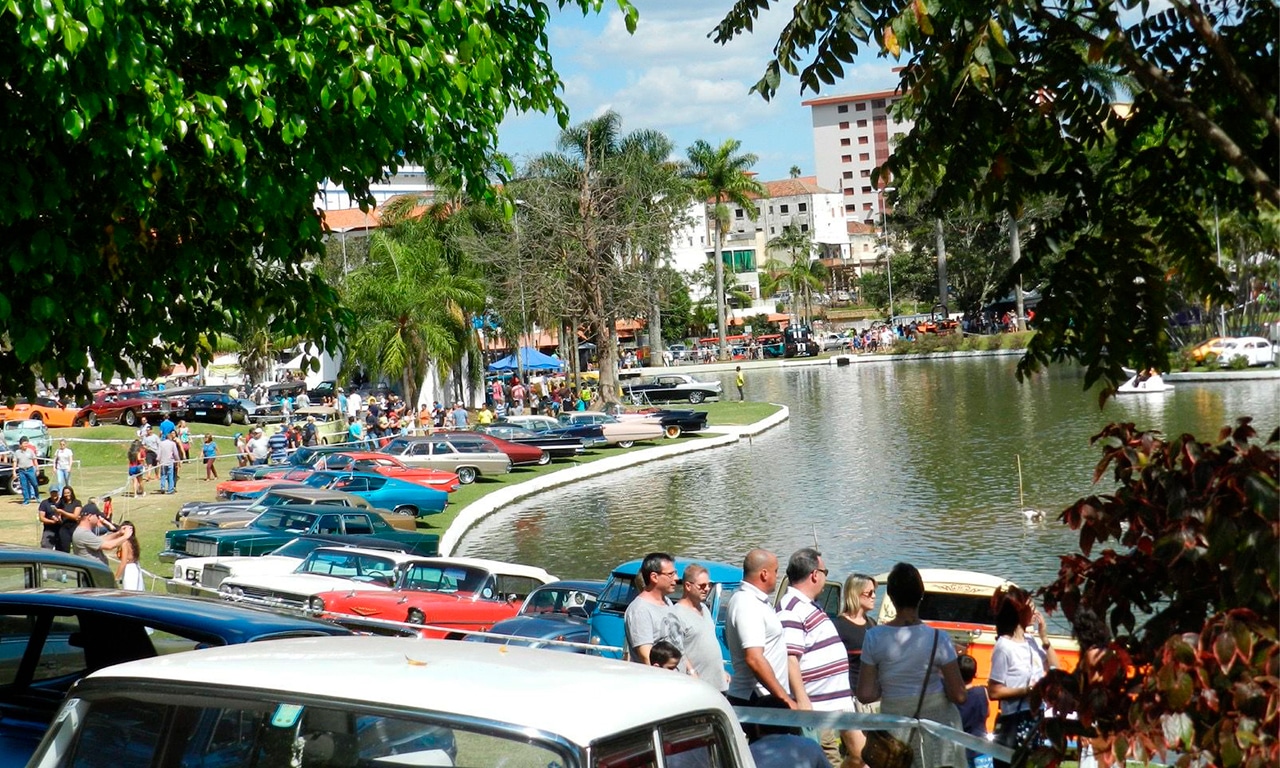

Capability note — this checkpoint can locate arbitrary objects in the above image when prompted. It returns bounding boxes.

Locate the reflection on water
[458,359,1278,593]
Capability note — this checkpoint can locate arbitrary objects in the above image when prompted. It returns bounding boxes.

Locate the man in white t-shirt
[673,563,728,691]
[725,548,796,715]
[347,391,362,420]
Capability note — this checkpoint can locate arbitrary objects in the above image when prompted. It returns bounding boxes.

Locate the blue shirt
[159,418,176,438]
[266,432,288,463]
[202,442,217,459]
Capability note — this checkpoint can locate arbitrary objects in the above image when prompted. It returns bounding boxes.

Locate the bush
[1227,354,1251,370]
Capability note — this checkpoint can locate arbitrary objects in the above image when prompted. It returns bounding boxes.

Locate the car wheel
[30,412,43,422]
[87,412,99,427]
[664,425,681,439]
[688,391,705,404]
[7,474,19,495]
[392,505,416,517]
[237,411,250,425]
[456,466,478,484]
[222,411,233,427]
[122,409,138,427]
[617,440,635,449]
[536,450,551,466]
[407,608,425,625]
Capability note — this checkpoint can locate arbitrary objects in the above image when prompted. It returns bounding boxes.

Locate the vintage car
[160,506,439,562]
[29,637,756,768]
[291,405,349,444]
[0,397,80,429]
[183,391,251,426]
[473,423,584,459]
[168,534,440,595]
[321,472,449,518]
[226,444,352,481]
[1216,336,1275,367]
[431,430,548,466]
[622,373,723,405]
[1189,336,1231,363]
[0,589,350,766]
[214,468,317,499]
[219,545,429,611]
[467,579,603,652]
[310,451,460,491]
[558,411,665,448]
[499,414,608,448]
[3,418,51,458]
[72,389,173,427]
[606,405,709,439]
[309,557,557,638]
[0,543,116,590]
[178,486,411,529]
[379,436,511,484]
[589,557,742,661]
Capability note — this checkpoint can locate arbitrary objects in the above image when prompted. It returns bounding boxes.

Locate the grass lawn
[0,403,782,584]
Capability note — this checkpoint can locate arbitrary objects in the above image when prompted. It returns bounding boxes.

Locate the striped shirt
[777,586,853,711]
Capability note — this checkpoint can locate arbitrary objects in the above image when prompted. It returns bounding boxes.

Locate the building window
[862,186,873,193]
[846,204,858,212]
[839,121,850,129]
[842,171,854,179]
[840,138,851,146]
[863,202,874,210]
[770,226,775,235]
[841,154,852,162]
[858,136,869,144]
[768,205,773,214]
[845,188,856,196]
[861,169,871,178]
[859,153,870,161]
[724,249,756,273]
[857,119,868,128]
[735,209,743,218]
[798,203,807,212]
[872,99,885,108]
[837,105,849,113]
[800,224,809,232]
[856,102,866,111]
[780,204,789,214]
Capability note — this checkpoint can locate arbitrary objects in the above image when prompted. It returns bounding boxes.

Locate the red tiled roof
[801,88,900,107]
[847,221,878,235]
[321,207,382,232]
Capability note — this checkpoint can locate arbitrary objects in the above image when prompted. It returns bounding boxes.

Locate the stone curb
[438,405,791,556]
[1161,369,1280,382]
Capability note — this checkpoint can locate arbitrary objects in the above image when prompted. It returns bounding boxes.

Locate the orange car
[0,397,80,428]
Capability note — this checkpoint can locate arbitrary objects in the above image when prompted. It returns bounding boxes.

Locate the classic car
[557,411,665,448]
[0,397,79,428]
[0,543,116,590]
[430,430,548,466]
[183,391,251,426]
[499,414,608,448]
[214,468,316,499]
[168,534,438,595]
[219,546,426,611]
[310,451,460,491]
[178,486,409,529]
[605,405,710,439]
[72,389,172,427]
[309,557,557,639]
[3,419,51,458]
[1216,336,1275,367]
[621,373,723,405]
[589,557,742,661]
[379,436,511,485]
[0,589,350,766]
[321,472,449,518]
[291,405,349,444]
[466,580,603,652]
[1189,336,1231,363]
[32,638,755,768]
[226,444,351,481]
[160,506,439,562]
[473,423,584,459]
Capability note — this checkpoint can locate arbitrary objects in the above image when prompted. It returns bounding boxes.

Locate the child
[648,640,682,671]
[957,653,993,768]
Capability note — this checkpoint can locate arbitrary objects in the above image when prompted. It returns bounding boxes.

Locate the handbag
[862,629,940,768]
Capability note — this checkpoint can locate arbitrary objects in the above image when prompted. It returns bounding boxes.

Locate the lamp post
[878,187,896,319]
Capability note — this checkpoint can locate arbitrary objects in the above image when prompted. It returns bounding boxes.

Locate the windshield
[298,550,397,578]
[35,693,570,768]
[400,564,491,595]
[252,510,314,532]
[596,573,639,614]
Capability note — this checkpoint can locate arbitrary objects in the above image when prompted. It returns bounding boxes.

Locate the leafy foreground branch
[1036,420,1278,768]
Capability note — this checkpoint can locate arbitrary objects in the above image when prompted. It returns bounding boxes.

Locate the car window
[341,515,374,535]
[315,515,342,535]
[495,576,541,601]
[428,442,451,456]
[299,550,395,578]
[0,613,85,685]
[597,574,639,614]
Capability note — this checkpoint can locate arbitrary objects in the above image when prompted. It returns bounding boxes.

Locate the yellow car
[0,397,80,428]
[1189,337,1230,363]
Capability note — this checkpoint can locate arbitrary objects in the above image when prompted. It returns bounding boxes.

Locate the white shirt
[861,623,958,701]
[989,635,1049,715]
[725,580,790,700]
[777,586,853,711]
[347,392,362,418]
[54,447,73,471]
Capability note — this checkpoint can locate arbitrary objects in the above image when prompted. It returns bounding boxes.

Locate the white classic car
[29,637,758,768]
[558,411,665,448]
[1216,336,1275,367]
[218,545,424,610]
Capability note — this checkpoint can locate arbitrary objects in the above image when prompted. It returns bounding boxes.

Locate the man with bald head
[726,548,797,728]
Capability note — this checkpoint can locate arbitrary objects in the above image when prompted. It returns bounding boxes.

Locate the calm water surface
[457,358,1278,594]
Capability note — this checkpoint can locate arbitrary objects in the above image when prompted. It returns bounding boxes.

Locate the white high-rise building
[804,89,913,225]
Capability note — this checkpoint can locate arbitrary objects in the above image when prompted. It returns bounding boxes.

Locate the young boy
[957,654,993,768]
[648,640,682,671]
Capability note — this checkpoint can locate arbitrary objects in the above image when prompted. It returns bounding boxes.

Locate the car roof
[306,546,423,562]
[0,543,116,581]
[83,636,733,745]
[0,589,349,641]
[531,579,604,593]
[610,557,742,583]
[406,557,556,582]
[262,487,357,501]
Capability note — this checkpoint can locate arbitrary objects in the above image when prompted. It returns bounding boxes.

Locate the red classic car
[312,452,460,491]
[215,470,315,499]
[73,389,176,427]
[431,431,549,466]
[309,557,557,639]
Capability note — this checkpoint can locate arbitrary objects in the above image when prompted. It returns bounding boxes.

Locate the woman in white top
[859,563,967,768]
[987,587,1059,766]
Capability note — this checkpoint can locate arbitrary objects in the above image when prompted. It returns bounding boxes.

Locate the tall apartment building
[804,89,913,225]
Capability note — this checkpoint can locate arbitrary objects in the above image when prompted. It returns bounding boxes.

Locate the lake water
[456,357,1278,596]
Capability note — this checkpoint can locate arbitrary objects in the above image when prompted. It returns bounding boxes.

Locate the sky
[496,0,901,184]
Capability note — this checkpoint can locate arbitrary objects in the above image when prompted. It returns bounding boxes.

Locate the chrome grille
[186,539,218,558]
[200,564,231,589]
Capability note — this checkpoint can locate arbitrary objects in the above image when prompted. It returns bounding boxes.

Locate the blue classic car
[309,471,448,517]
[468,580,603,653]
[0,589,350,767]
[587,557,742,662]
[226,444,351,481]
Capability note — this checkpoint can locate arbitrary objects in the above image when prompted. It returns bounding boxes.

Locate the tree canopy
[713,0,1277,389]
[0,0,634,396]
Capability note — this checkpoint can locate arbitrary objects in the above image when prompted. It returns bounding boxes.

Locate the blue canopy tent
[487,347,564,373]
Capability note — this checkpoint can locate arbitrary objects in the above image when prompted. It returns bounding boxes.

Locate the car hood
[489,614,588,638]
[224,573,393,595]
[175,554,301,578]
[319,589,471,614]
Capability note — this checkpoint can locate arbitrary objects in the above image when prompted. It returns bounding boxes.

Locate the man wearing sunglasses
[673,564,728,691]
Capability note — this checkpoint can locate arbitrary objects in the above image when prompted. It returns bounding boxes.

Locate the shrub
[1227,354,1250,370]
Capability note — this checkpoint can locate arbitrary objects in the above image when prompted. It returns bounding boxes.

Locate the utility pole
[1010,216,1026,332]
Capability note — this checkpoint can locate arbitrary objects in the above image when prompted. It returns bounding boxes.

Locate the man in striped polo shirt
[778,548,856,768]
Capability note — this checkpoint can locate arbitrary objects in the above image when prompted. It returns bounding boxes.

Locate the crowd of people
[35,485,142,589]
[622,553,1064,768]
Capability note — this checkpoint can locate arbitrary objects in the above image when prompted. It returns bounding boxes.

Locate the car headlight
[589,634,601,645]
[307,596,325,615]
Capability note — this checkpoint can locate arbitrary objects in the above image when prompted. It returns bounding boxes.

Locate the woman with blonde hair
[835,573,879,767]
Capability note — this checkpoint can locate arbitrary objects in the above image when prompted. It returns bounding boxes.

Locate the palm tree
[789,165,802,179]
[763,225,826,327]
[686,139,766,360]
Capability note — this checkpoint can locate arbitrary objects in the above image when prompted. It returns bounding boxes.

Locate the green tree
[0,0,635,397]
[687,139,767,361]
[763,225,826,325]
[713,0,1277,388]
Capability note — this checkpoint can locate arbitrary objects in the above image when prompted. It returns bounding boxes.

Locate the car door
[339,514,375,535]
